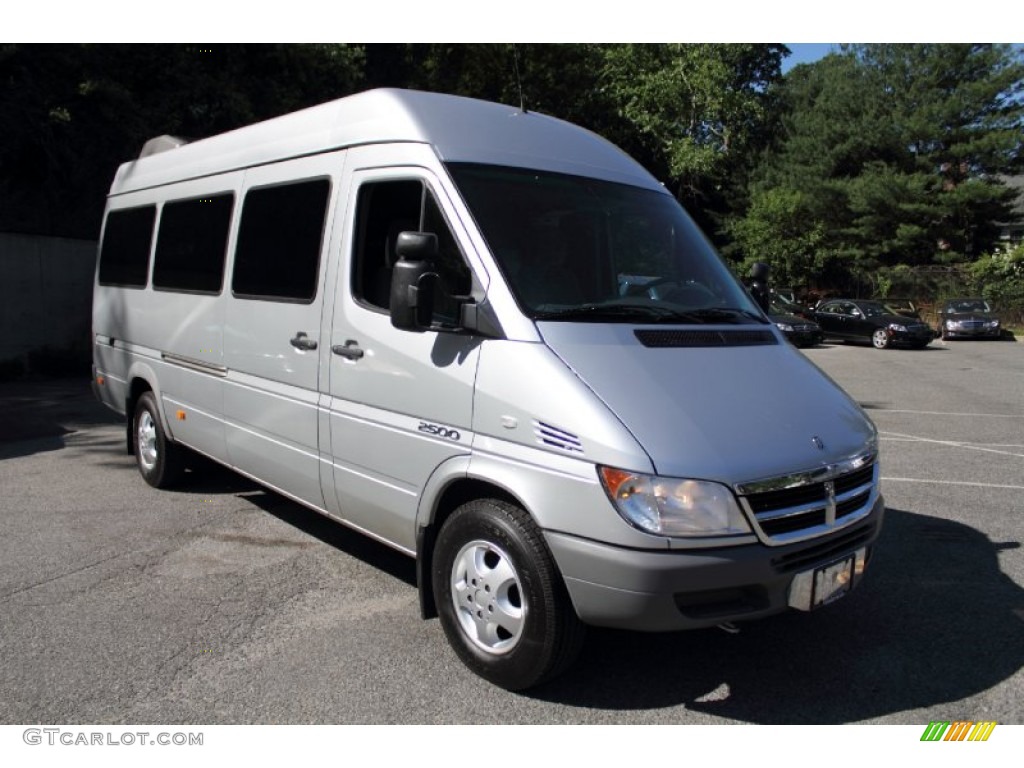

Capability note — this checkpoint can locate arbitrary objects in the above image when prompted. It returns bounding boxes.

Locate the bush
[968,243,1024,326]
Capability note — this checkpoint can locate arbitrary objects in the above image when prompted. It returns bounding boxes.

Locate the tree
[598,44,786,205]
[731,44,1024,295]
[0,44,365,238]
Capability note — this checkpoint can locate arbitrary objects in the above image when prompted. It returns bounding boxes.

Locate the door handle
[332,340,364,360]
[290,332,318,351]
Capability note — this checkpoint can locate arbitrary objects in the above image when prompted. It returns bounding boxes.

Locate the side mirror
[390,232,438,331]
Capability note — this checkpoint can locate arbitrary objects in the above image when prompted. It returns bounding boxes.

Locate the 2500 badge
[417,421,461,441]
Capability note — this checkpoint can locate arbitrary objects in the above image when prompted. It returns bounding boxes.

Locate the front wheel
[432,499,585,690]
[871,328,890,349]
[133,392,185,488]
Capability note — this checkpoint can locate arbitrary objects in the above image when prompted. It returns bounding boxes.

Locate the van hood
[537,323,876,484]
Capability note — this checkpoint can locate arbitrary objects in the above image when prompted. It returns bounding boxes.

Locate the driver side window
[351,179,471,324]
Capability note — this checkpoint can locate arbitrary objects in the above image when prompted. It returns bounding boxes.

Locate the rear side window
[97,205,156,287]
[232,179,331,302]
[153,194,234,293]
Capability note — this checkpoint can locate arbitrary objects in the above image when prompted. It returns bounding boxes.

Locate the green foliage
[0,44,366,238]
[968,243,1024,321]
[599,44,785,194]
[727,186,828,286]
[731,44,1024,295]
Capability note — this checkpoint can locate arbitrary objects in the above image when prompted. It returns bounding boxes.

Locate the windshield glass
[447,164,761,323]
[859,302,890,317]
[946,299,991,313]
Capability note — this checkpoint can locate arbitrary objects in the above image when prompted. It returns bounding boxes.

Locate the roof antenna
[512,44,527,113]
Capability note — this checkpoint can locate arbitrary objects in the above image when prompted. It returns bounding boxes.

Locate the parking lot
[0,336,1021,725]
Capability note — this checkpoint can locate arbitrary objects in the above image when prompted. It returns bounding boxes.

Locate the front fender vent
[635,329,778,348]
[533,421,583,453]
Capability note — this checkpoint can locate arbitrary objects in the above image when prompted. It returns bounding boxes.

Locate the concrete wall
[0,233,97,375]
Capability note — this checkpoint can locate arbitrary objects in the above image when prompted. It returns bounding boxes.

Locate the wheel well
[125,378,153,454]
[416,478,523,620]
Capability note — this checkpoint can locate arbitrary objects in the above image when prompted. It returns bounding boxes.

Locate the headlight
[598,467,752,537]
[987,320,1000,328]
[775,322,794,332]
[888,323,906,332]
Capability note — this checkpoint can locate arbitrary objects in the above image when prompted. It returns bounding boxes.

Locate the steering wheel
[657,280,719,307]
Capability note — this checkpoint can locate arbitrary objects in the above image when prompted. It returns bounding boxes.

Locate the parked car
[878,298,922,319]
[813,299,934,349]
[769,296,823,347]
[937,298,1002,340]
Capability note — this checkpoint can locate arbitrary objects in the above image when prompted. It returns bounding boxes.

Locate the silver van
[92,88,883,690]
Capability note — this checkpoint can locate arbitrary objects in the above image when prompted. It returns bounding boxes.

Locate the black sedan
[769,297,823,348]
[937,298,1002,340]
[813,299,934,349]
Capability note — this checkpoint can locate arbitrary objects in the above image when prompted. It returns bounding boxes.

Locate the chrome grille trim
[735,452,879,546]
[753,483,874,523]
[735,451,875,496]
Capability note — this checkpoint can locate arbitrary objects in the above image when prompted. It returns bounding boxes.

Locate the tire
[133,391,185,489]
[871,328,890,349]
[432,499,585,690]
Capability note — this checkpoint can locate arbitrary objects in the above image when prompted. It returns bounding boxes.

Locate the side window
[352,179,471,323]
[232,179,331,302]
[153,194,233,293]
[97,205,156,288]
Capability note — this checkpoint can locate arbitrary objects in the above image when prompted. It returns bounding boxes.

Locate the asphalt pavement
[0,337,1021,725]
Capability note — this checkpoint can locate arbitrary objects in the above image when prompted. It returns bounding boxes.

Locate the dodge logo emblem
[812,436,825,451]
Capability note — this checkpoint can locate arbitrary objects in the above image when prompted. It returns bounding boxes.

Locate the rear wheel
[871,328,890,349]
[133,392,185,488]
[433,498,585,690]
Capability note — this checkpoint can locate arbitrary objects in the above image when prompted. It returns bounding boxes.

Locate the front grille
[737,460,878,546]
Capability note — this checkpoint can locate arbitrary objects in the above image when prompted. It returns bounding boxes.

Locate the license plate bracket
[788,550,862,611]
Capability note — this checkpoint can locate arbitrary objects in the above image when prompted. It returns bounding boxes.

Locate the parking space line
[879,431,1024,459]
[882,476,1024,491]
[870,409,1024,418]
[881,436,1024,448]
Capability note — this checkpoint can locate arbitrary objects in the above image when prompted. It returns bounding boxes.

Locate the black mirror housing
[390,232,438,331]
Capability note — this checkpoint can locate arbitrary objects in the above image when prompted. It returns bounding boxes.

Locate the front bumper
[785,328,824,348]
[943,325,1001,339]
[546,495,884,631]
[890,328,934,345]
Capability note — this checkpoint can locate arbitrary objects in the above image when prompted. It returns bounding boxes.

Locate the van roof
[109,88,661,196]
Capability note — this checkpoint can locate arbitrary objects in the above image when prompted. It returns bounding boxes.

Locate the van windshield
[448,164,763,324]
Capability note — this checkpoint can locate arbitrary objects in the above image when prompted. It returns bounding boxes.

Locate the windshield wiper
[534,304,769,324]
[534,303,688,322]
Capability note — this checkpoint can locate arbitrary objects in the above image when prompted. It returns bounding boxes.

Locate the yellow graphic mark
[968,722,997,741]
